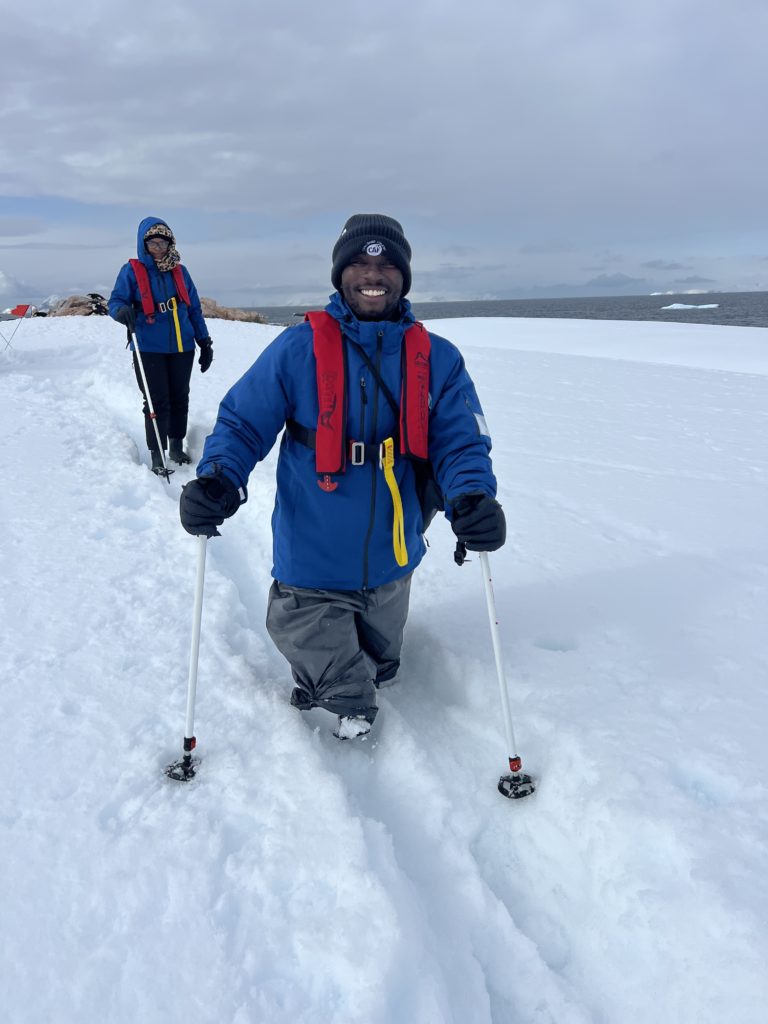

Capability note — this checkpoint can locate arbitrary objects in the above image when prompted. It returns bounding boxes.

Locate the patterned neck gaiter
[154,248,180,272]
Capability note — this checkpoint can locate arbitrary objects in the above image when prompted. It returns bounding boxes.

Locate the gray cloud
[584,273,648,290]
[0,270,23,297]
[673,275,718,286]
[0,1,766,304]
[519,243,575,256]
[642,260,692,271]
[0,217,44,238]
[0,241,120,250]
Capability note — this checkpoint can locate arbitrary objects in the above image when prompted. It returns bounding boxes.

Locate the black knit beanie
[331,214,412,296]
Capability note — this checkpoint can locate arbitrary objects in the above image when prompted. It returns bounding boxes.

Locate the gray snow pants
[266,574,413,720]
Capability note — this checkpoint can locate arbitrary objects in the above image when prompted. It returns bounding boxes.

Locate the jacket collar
[324,292,415,351]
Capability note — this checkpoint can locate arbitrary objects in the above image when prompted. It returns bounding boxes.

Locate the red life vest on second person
[128,259,191,323]
[306,311,431,475]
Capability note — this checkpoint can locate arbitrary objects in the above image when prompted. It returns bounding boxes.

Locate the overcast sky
[1,0,766,308]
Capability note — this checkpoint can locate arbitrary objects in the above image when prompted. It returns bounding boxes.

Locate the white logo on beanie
[364,241,385,256]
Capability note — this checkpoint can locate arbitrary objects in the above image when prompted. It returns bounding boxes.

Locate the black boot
[150,449,166,475]
[169,438,192,465]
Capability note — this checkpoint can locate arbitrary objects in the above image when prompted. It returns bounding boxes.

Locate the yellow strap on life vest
[168,296,183,352]
[380,437,408,567]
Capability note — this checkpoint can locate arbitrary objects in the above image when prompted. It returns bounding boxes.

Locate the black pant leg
[133,352,172,451]
[166,350,195,440]
[355,574,412,685]
[265,581,379,719]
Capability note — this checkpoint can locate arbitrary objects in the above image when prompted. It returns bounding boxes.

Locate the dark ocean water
[251,291,768,329]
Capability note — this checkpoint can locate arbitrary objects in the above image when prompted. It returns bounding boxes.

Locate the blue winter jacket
[198,293,497,590]
[108,216,209,354]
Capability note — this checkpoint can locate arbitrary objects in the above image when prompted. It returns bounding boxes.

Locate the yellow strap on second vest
[380,437,408,567]
[168,296,183,352]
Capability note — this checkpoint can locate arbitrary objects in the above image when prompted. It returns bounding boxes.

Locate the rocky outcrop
[50,294,108,316]
[200,298,266,323]
[49,294,267,323]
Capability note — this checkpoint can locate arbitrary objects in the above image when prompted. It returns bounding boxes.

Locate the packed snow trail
[2,316,767,1024]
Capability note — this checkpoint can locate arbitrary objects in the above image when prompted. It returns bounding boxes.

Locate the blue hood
[136,216,174,269]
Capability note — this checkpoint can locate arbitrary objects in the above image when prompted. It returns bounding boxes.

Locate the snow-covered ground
[2,312,767,1024]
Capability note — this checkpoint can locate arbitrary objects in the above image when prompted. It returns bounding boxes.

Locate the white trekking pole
[165,535,208,781]
[478,550,535,799]
[130,329,173,482]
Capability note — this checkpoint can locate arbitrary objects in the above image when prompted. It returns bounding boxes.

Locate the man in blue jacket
[180,214,505,739]
[109,217,213,473]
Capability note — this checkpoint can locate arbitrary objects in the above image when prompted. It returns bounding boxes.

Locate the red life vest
[306,311,430,475]
[128,259,191,323]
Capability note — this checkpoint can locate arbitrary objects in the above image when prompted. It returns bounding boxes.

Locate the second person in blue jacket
[109,217,213,474]
[179,214,506,739]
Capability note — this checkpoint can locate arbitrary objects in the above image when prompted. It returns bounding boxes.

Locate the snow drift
[1,314,767,1024]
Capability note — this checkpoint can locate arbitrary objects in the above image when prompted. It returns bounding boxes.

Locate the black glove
[197,338,213,373]
[450,492,506,551]
[114,305,136,331]
[179,467,244,537]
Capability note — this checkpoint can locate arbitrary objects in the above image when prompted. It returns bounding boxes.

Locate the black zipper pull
[359,377,368,438]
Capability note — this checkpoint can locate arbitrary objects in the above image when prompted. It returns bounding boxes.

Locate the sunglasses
[146,238,171,250]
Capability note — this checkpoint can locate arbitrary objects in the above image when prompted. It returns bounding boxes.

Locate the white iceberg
[661,303,719,310]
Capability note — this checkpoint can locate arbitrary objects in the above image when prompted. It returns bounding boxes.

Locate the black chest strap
[286,419,383,467]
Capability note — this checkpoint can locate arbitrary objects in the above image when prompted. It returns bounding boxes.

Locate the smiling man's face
[340,251,404,321]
